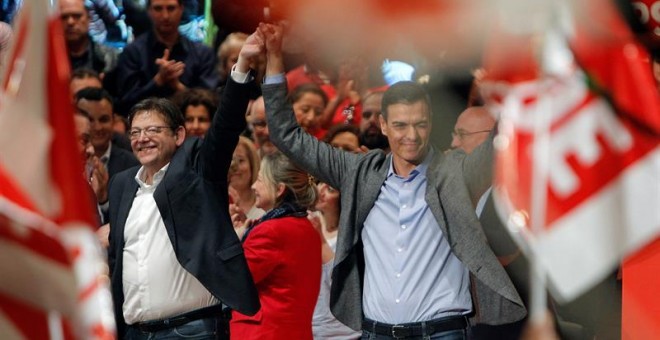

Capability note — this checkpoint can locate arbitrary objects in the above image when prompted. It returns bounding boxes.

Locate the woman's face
[293,92,325,132]
[315,182,339,213]
[252,169,277,211]
[229,144,253,191]
[223,47,240,76]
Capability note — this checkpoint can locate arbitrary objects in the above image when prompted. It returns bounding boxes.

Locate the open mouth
[137,145,157,152]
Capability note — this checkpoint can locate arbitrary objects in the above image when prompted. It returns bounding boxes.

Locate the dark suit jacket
[107,78,260,336]
[107,145,139,180]
[262,82,526,330]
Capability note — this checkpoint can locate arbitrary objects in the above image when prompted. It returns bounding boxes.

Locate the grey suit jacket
[262,82,526,330]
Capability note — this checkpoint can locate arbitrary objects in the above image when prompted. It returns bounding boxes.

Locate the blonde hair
[237,136,260,185]
[217,32,248,79]
[260,152,317,210]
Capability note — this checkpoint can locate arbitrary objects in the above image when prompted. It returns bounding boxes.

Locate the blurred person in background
[288,83,328,137]
[358,89,389,152]
[217,32,248,83]
[113,0,219,115]
[75,86,139,181]
[69,68,133,152]
[172,87,219,138]
[59,0,119,76]
[229,136,265,236]
[246,96,278,157]
[322,124,362,153]
[310,181,362,340]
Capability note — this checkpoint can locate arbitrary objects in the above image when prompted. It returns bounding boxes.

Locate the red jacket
[231,216,322,340]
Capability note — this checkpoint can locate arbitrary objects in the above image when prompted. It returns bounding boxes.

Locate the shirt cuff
[230,64,252,83]
[264,73,286,85]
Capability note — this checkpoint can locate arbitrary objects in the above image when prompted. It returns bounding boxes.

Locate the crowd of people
[3,0,654,339]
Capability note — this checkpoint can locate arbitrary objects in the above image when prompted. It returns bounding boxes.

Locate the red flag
[0,2,115,339]
[480,0,660,303]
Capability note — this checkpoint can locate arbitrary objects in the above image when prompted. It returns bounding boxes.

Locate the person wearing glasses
[105,30,263,339]
[450,106,495,154]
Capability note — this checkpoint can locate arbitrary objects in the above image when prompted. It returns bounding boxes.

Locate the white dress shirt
[122,164,219,324]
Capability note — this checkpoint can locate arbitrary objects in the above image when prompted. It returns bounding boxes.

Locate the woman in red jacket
[231,151,322,340]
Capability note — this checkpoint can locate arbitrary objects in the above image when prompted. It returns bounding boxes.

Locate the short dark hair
[70,68,100,82]
[74,86,114,108]
[147,0,183,8]
[288,83,329,107]
[381,81,431,120]
[128,97,185,130]
[171,88,218,121]
[323,124,360,144]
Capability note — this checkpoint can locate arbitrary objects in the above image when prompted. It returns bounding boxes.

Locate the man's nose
[450,135,460,149]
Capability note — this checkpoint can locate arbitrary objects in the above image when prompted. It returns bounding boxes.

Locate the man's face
[74,114,94,168]
[360,93,383,134]
[130,111,184,174]
[184,105,211,138]
[78,98,114,155]
[247,97,276,155]
[59,0,89,44]
[360,92,389,149]
[450,106,495,154]
[380,101,431,167]
[148,0,183,38]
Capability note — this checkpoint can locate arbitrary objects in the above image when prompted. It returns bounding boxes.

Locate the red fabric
[0,4,115,338]
[47,17,98,229]
[285,65,336,99]
[623,238,660,339]
[231,216,322,340]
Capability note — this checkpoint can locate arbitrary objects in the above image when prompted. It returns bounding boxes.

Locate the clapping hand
[154,49,186,91]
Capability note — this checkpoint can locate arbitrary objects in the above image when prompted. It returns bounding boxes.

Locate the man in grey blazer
[253,24,525,339]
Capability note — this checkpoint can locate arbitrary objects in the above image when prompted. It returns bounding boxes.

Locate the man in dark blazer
[75,87,139,180]
[106,43,261,337]
[255,24,525,339]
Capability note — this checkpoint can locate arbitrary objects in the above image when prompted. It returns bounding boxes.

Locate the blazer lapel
[116,177,138,242]
[355,154,389,238]
[424,151,450,237]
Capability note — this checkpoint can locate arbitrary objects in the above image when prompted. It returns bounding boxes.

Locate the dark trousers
[361,328,468,340]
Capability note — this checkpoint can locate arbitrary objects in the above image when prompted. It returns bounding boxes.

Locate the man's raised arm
[258,23,358,190]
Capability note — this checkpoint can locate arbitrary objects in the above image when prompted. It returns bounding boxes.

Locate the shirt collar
[147,31,188,53]
[100,142,112,165]
[387,147,435,180]
[135,163,170,189]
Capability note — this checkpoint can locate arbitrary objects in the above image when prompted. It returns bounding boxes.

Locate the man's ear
[174,126,186,146]
[379,115,388,137]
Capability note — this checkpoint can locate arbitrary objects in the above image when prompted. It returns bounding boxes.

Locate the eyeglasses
[451,129,492,140]
[128,126,173,140]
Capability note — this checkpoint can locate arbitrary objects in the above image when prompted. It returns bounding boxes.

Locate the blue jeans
[124,317,225,340]
[361,328,469,340]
